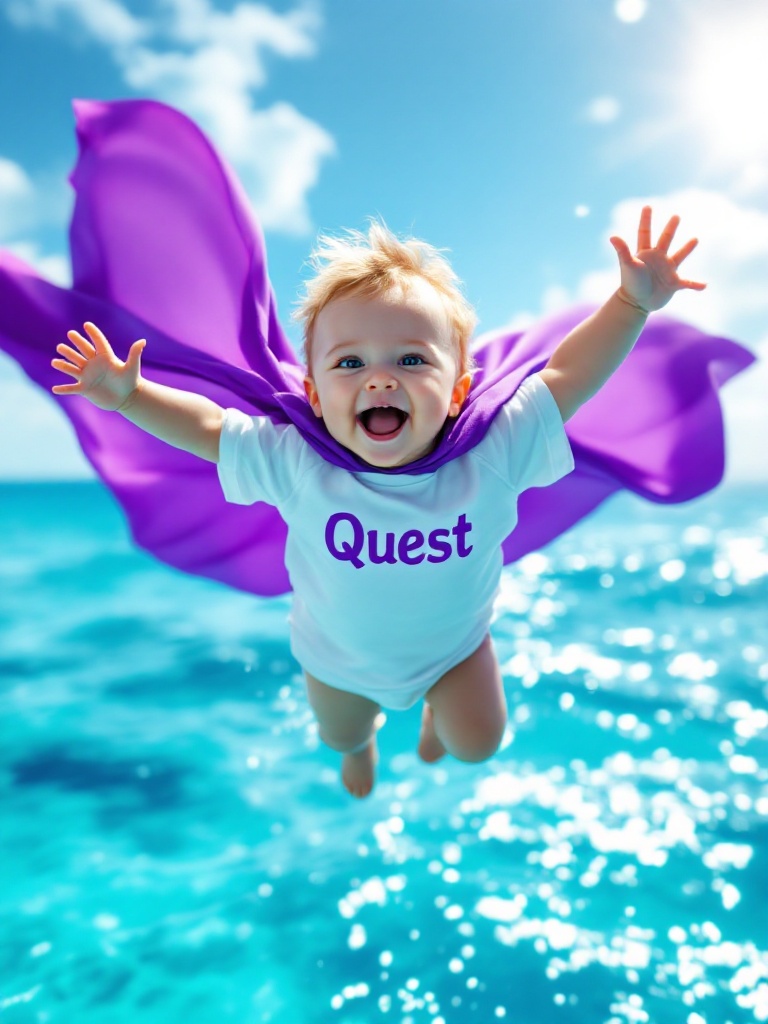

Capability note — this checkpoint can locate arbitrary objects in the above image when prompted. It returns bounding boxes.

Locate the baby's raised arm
[51,322,223,463]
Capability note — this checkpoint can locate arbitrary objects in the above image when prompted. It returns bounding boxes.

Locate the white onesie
[217,372,574,710]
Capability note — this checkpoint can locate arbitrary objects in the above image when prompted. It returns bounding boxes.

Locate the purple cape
[0,99,756,595]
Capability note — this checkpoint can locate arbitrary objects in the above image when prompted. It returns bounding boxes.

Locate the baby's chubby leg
[421,633,507,764]
[304,670,383,798]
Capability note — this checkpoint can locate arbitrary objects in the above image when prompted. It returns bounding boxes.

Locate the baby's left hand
[609,205,707,314]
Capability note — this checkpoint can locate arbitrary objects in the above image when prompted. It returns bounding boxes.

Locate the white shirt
[217,372,574,709]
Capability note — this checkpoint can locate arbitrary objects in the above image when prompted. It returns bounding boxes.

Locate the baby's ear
[448,372,472,417]
[303,376,323,418]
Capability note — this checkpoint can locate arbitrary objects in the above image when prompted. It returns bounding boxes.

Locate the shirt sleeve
[216,408,308,507]
[478,372,575,493]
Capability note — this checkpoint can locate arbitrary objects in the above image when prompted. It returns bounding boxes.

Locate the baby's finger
[678,279,707,291]
[66,329,97,358]
[670,237,698,267]
[51,381,83,395]
[637,205,652,252]
[610,236,635,264]
[656,214,680,253]
[82,321,113,354]
[56,342,87,367]
[51,357,82,378]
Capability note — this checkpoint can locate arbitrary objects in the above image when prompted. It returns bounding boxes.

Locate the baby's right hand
[51,322,146,411]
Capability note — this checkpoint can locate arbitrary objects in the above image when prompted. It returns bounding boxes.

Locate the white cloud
[0,157,36,237]
[0,157,33,198]
[3,242,70,286]
[718,342,768,483]
[164,0,319,60]
[4,0,335,235]
[123,1,334,234]
[0,157,72,283]
[729,162,768,202]
[6,0,146,47]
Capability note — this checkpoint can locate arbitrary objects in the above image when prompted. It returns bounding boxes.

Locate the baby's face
[304,279,472,468]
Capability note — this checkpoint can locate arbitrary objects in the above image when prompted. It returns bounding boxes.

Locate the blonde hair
[291,217,478,378]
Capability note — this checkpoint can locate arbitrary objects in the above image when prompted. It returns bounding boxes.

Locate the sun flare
[683,15,768,167]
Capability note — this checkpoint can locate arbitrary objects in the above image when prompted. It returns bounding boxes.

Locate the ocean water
[1,480,766,1024]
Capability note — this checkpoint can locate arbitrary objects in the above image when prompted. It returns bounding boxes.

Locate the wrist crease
[616,288,650,317]
[117,381,142,413]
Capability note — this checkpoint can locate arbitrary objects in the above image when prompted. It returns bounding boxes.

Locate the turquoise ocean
[1,480,766,1024]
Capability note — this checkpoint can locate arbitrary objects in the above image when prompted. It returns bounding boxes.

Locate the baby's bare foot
[342,735,379,798]
[418,702,446,763]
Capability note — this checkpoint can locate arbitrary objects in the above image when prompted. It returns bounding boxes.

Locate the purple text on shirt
[325,512,473,569]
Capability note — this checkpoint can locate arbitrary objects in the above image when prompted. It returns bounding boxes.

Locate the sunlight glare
[684,19,768,166]
[615,0,647,24]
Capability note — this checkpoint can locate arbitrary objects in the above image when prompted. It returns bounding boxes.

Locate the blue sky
[0,0,766,481]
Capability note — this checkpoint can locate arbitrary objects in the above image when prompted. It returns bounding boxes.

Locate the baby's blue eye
[335,354,426,369]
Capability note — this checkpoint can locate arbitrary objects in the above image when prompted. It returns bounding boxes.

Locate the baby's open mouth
[357,407,409,440]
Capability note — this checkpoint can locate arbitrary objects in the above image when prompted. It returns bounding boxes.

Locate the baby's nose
[365,371,398,390]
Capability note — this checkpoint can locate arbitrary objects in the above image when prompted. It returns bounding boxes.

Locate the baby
[51,206,704,798]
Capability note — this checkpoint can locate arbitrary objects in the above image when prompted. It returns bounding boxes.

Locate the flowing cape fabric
[0,99,756,596]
